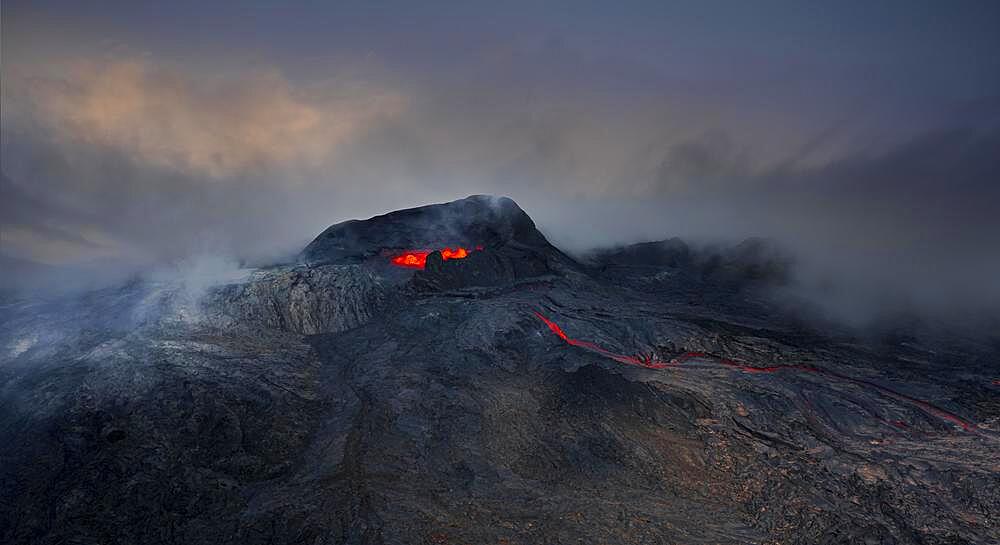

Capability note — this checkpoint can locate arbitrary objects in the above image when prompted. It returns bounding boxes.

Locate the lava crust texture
[2,195,998,545]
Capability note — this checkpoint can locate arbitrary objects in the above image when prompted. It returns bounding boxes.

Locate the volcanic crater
[1,195,998,545]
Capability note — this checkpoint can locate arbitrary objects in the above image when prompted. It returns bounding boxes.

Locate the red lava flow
[390,245,483,269]
[533,311,976,432]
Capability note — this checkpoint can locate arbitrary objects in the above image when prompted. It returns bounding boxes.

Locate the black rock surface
[300,195,557,265]
[2,195,998,544]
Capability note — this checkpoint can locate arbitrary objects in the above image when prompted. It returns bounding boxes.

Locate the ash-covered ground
[2,195,998,544]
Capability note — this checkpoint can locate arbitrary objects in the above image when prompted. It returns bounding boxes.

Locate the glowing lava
[533,311,976,432]
[390,246,480,269]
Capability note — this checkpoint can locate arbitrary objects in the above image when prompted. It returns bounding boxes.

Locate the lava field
[2,195,998,544]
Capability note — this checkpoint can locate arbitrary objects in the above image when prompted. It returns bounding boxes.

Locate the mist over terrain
[4,5,1000,544]
[3,1,999,327]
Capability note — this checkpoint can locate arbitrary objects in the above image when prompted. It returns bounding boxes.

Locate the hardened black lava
[1,195,997,545]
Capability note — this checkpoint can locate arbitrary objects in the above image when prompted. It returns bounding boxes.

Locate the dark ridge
[300,195,552,265]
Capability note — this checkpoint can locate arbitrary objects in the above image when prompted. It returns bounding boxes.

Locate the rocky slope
[2,195,998,544]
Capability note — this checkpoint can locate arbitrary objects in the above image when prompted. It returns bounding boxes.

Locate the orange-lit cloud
[27,59,405,178]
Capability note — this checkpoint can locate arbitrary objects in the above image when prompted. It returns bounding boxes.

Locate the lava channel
[533,311,976,432]
[390,245,483,269]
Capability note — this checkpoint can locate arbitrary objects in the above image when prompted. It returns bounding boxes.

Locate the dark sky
[2,1,999,320]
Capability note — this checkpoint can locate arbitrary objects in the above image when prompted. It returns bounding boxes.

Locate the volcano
[1,195,997,545]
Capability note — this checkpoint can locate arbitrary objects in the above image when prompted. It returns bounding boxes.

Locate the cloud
[17,59,405,179]
[2,52,999,328]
